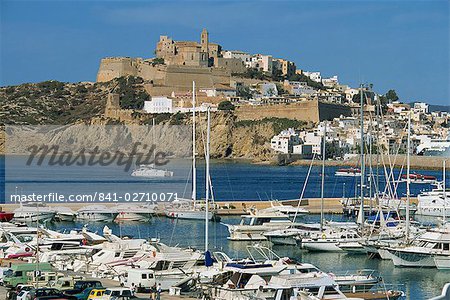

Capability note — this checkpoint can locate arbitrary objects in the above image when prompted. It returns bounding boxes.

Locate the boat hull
[0,212,14,222]
[302,240,343,252]
[434,256,450,270]
[389,250,436,267]
[76,212,118,222]
[115,212,153,222]
[165,210,214,221]
[13,212,56,223]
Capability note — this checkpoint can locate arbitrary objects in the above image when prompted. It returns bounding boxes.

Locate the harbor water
[1,157,449,299]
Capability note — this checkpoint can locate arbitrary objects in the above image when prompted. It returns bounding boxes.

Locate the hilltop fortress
[97,29,245,90]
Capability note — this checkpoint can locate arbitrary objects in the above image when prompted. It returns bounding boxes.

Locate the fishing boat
[13,202,56,223]
[76,205,118,222]
[335,167,361,177]
[400,173,436,184]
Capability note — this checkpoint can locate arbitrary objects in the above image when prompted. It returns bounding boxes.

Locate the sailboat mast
[192,82,196,205]
[205,107,211,252]
[320,121,326,232]
[406,111,411,240]
[443,160,446,224]
[359,84,365,228]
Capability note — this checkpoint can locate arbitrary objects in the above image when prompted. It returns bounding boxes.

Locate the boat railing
[332,268,379,279]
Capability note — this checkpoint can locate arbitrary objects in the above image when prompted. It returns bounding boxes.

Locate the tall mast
[359,84,365,228]
[205,107,211,252]
[443,160,446,224]
[192,82,196,205]
[320,121,326,232]
[406,111,411,240]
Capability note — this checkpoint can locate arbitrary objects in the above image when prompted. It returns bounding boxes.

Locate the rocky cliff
[0,79,310,160]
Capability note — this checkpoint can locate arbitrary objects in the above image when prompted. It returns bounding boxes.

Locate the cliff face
[1,79,309,160]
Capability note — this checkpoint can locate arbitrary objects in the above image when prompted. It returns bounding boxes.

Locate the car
[17,289,34,300]
[26,288,64,300]
[72,287,96,300]
[6,284,34,300]
[64,281,103,295]
[100,288,133,300]
[87,289,106,300]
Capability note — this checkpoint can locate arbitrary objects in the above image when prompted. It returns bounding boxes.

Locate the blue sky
[1,0,448,105]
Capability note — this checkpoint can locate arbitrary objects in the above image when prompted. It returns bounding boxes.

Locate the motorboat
[53,206,76,222]
[0,207,14,222]
[222,210,293,241]
[416,182,450,217]
[164,200,217,221]
[267,200,309,217]
[301,228,364,252]
[114,203,156,222]
[13,202,56,223]
[76,205,118,222]
[388,223,450,267]
[335,168,361,177]
[434,255,450,270]
[131,164,174,178]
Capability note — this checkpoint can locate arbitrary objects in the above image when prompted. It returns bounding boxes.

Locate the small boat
[131,164,174,177]
[335,167,361,177]
[301,229,364,252]
[434,255,450,270]
[164,200,217,221]
[0,208,14,222]
[13,202,56,223]
[115,203,156,222]
[76,205,118,222]
[222,210,292,241]
[53,206,76,222]
[401,173,437,183]
[416,181,450,217]
[268,200,309,217]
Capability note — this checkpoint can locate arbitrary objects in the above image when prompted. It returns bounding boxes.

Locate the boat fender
[152,250,156,257]
[322,233,326,239]
[25,247,30,252]
[82,239,87,245]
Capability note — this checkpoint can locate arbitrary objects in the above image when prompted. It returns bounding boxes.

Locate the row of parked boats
[0,222,405,300]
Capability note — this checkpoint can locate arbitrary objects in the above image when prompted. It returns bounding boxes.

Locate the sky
[0,0,449,106]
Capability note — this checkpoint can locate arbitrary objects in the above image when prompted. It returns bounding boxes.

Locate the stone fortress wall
[235,100,352,123]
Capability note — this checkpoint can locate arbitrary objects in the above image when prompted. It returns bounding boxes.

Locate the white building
[260,83,278,97]
[222,50,251,63]
[344,88,359,102]
[200,84,237,97]
[303,71,322,83]
[143,96,172,114]
[413,102,429,114]
[284,80,315,95]
[270,128,301,154]
[249,54,273,74]
[322,75,339,87]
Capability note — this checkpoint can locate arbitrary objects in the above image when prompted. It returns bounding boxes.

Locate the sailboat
[131,119,174,178]
[164,82,217,221]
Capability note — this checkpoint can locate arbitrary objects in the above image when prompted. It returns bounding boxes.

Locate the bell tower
[201,28,209,54]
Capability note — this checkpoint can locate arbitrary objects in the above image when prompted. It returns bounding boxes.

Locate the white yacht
[53,206,76,222]
[335,167,361,177]
[76,205,118,222]
[13,202,56,223]
[416,182,450,217]
[267,200,309,217]
[114,203,156,222]
[388,223,450,267]
[301,228,364,252]
[164,200,216,221]
[131,164,174,178]
[222,210,292,241]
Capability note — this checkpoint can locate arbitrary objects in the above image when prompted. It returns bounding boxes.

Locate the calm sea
[1,156,449,299]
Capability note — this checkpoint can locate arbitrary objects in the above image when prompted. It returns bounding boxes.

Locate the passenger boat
[335,167,361,177]
[131,164,174,178]
[222,210,292,241]
[76,205,118,222]
[13,202,56,223]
